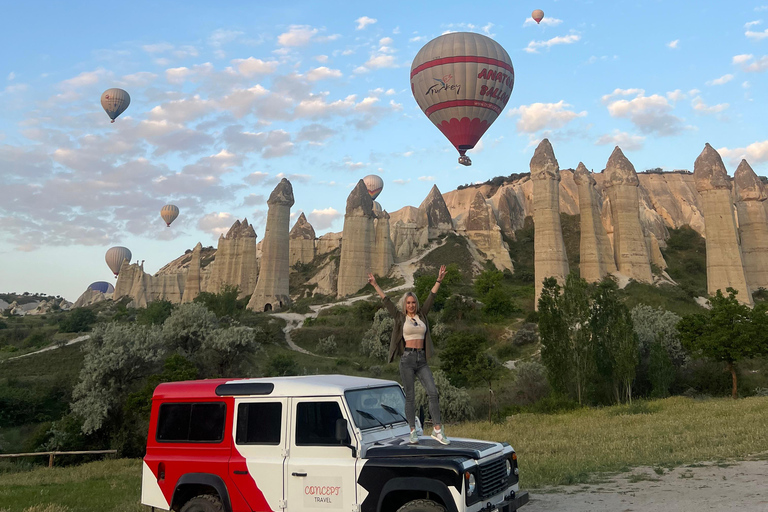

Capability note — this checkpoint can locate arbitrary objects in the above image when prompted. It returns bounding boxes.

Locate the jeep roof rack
[215,382,275,396]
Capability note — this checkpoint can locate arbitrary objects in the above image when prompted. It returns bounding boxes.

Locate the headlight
[465,472,476,496]
[505,459,512,477]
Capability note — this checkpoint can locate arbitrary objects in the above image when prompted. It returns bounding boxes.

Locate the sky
[3,0,768,301]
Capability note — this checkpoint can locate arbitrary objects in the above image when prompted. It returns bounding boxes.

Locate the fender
[377,477,459,512]
[172,473,233,512]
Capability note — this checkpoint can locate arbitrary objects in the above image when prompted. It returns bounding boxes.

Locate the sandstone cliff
[208,219,259,298]
[574,162,616,282]
[337,180,376,297]
[464,191,514,271]
[289,212,317,267]
[734,160,768,292]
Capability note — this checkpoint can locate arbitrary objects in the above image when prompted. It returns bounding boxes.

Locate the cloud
[164,62,215,84]
[666,89,686,102]
[315,55,329,63]
[507,101,587,133]
[120,71,157,87]
[594,130,646,151]
[232,57,279,76]
[306,66,342,81]
[277,25,338,46]
[524,33,580,53]
[742,55,768,72]
[222,126,294,158]
[691,97,729,114]
[523,16,563,26]
[746,20,762,28]
[149,95,216,124]
[601,88,685,136]
[706,74,734,86]
[392,179,411,185]
[718,140,768,165]
[418,176,435,181]
[296,123,336,144]
[275,172,311,183]
[733,54,754,65]
[246,172,270,185]
[746,28,768,40]
[241,194,266,207]
[198,212,235,238]
[344,160,366,170]
[667,39,680,49]
[356,16,377,30]
[307,207,341,230]
[60,69,108,89]
[7,72,15,80]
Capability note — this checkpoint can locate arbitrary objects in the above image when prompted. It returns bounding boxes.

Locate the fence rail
[0,449,117,467]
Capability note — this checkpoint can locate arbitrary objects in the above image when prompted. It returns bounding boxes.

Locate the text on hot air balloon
[478,85,510,105]
[477,68,514,87]
[425,80,461,96]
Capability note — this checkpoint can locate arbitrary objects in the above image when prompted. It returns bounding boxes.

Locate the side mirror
[335,418,348,442]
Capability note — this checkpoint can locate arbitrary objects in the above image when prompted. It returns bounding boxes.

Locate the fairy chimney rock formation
[182,242,203,303]
[735,159,768,291]
[247,178,294,312]
[531,139,569,306]
[337,180,376,296]
[694,144,752,304]
[209,219,259,298]
[419,185,453,232]
[603,147,653,284]
[574,163,617,282]
[465,191,514,271]
[289,213,316,266]
[373,209,395,277]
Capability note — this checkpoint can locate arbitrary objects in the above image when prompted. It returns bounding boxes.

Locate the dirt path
[524,460,768,512]
[4,334,90,362]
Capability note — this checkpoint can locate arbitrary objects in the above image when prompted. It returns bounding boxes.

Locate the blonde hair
[399,292,420,314]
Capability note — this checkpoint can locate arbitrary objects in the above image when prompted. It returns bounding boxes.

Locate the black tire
[396,499,446,512]
[180,494,225,512]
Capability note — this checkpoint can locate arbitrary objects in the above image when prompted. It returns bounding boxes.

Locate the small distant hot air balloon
[88,281,115,294]
[411,32,514,166]
[532,9,545,24]
[105,246,132,277]
[100,88,130,123]
[160,204,180,227]
[363,175,384,201]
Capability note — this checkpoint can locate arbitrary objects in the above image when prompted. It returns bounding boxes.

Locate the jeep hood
[364,437,504,460]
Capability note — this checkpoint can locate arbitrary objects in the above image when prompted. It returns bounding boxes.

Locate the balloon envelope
[410,32,514,164]
[161,204,180,227]
[88,281,115,294]
[532,9,544,23]
[363,175,384,200]
[105,246,132,276]
[101,88,130,122]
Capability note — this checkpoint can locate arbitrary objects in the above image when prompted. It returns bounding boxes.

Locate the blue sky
[3,0,768,301]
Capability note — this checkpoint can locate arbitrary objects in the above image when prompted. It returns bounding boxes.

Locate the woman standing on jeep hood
[367,265,449,445]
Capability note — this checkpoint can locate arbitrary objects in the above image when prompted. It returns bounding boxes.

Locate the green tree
[481,286,520,319]
[193,284,245,319]
[561,273,593,404]
[538,278,572,397]
[136,300,175,326]
[360,308,392,360]
[474,269,503,296]
[200,326,262,377]
[162,302,218,357]
[648,339,675,398]
[439,332,486,387]
[470,353,505,422]
[266,354,300,376]
[414,264,462,310]
[678,288,768,398]
[59,308,97,333]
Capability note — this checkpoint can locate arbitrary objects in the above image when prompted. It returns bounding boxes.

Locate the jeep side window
[156,402,226,443]
[236,402,282,444]
[295,401,350,445]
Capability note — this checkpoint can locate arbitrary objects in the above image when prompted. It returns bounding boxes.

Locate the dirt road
[525,460,768,511]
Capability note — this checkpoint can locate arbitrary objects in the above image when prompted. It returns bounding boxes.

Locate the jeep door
[231,397,289,511]
[285,397,358,512]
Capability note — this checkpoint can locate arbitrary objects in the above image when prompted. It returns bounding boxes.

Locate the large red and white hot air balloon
[411,32,514,166]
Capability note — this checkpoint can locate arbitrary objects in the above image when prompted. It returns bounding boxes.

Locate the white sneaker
[431,428,450,445]
[409,429,419,444]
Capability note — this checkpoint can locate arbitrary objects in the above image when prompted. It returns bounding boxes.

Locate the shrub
[136,300,175,326]
[59,308,97,333]
[162,302,218,357]
[440,294,478,323]
[317,335,338,355]
[360,309,392,360]
[512,323,538,346]
[266,354,299,377]
[511,361,550,405]
[439,332,487,387]
[414,370,473,423]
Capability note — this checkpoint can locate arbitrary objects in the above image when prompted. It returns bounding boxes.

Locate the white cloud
[667,39,680,49]
[601,88,685,136]
[718,140,768,165]
[507,101,587,133]
[595,130,646,151]
[743,55,768,72]
[164,63,214,84]
[209,29,244,48]
[418,176,435,181]
[142,42,174,53]
[315,55,329,63]
[409,36,426,43]
[706,74,734,86]
[308,207,341,229]
[246,172,270,185]
[345,160,366,170]
[149,95,216,124]
[356,16,377,30]
[232,57,279,76]
[296,123,336,144]
[691,97,729,114]
[666,89,686,101]
[60,69,107,88]
[746,28,768,40]
[379,37,394,46]
[7,72,15,80]
[733,54,753,65]
[198,212,235,238]
[523,16,563,26]
[392,179,411,185]
[120,71,157,87]
[306,66,342,81]
[278,25,318,46]
[525,33,580,53]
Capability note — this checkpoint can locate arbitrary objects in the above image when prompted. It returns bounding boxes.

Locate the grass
[450,395,768,488]
[0,458,144,512]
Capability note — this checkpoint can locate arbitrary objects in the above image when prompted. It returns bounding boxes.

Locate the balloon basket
[458,155,472,166]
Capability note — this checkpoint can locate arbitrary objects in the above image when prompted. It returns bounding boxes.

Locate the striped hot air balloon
[160,204,180,227]
[410,32,514,166]
[88,281,115,294]
[105,246,132,277]
[100,88,130,123]
[363,175,384,201]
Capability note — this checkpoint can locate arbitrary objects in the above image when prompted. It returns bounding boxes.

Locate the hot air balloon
[532,9,544,24]
[105,246,132,277]
[88,281,115,294]
[410,32,514,166]
[363,175,384,201]
[160,204,180,227]
[100,88,130,123]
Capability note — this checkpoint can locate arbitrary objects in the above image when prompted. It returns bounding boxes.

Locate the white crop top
[402,315,427,341]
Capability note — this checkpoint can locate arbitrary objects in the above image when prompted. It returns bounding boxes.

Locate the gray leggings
[399,350,441,428]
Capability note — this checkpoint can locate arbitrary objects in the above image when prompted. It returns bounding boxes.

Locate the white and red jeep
[141,375,529,512]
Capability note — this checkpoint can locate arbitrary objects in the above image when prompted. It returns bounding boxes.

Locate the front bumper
[476,491,529,512]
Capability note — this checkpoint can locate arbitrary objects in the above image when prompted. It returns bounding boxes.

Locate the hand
[367,273,377,287]
[436,265,447,283]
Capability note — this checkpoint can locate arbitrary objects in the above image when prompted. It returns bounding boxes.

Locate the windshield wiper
[380,404,408,424]
[356,409,387,429]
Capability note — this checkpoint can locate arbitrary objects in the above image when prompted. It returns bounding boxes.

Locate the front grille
[478,457,508,499]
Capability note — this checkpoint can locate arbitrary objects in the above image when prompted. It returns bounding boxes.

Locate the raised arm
[431,265,447,294]
[368,273,387,299]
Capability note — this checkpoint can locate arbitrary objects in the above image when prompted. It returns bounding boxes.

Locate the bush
[360,309,392,360]
[512,323,538,346]
[440,294,478,323]
[414,370,473,423]
[59,308,97,333]
[482,286,520,319]
[266,354,299,377]
[317,335,338,355]
[162,302,218,357]
[511,361,550,405]
[136,300,175,326]
[439,332,487,387]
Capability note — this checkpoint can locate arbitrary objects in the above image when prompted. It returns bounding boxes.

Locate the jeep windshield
[345,385,407,430]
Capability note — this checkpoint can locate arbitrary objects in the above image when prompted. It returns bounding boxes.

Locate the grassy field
[2,396,767,511]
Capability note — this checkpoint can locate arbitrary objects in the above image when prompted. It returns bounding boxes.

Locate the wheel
[180,494,224,512]
[396,499,446,512]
